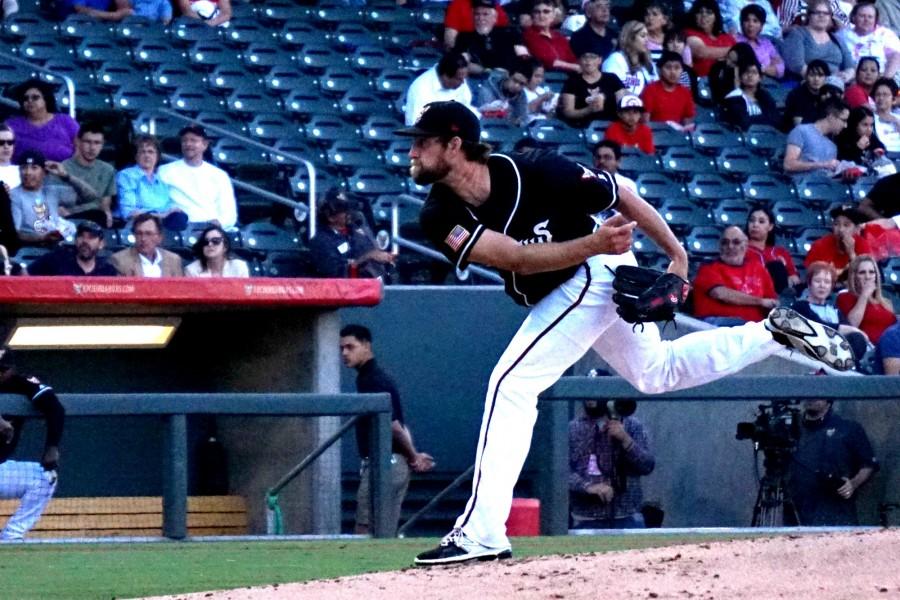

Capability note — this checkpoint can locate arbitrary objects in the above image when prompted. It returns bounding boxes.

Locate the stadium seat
[225,90,282,116]
[882,257,900,293]
[269,138,323,168]
[709,198,749,227]
[795,226,831,255]
[382,140,412,173]
[2,13,54,39]
[20,35,73,64]
[303,115,361,147]
[584,120,612,146]
[691,123,744,154]
[259,1,309,26]
[359,115,405,146]
[743,124,786,156]
[39,59,93,88]
[221,21,271,48]
[114,18,168,46]
[331,23,378,52]
[683,225,724,259]
[262,66,311,97]
[132,110,184,139]
[794,175,851,209]
[631,229,663,261]
[618,148,662,176]
[95,61,147,91]
[75,38,129,66]
[278,23,329,49]
[400,46,442,70]
[112,86,169,113]
[261,250,315,277]
[187,41,242,70]
[635,172,686,206]
[741,174,796,206]
[242,221,303,252]
[326,140,384,172]
[313,5,365,27]
[0,63,34,88]
[150,63,197,91]
[378,23,432,52]
[350,46,396,74]
[246,114,301,144]
[168,18,221,46]
[661,147,716,179]
[657,198,705,234]
[337,86,383,122]
[211,139,268,170]
[850,176,879,201]
[417,4,445,27]
[60,14,113,43]
[285,90,339,122]
[373,68,414,99]
[289,166,341,198]
[693,106,717,124]
[296,43,348,74]
[347,167,406,197]
[11,247,51,272]
[319,67,368,97]
[685,173,741,205]
[772,200,823,232]
[365,4,417,27]
[169,88,225,113]
[194,110,245,134]
[242,42,296,71]
[132,40,187,67]
[58,84,112,113]
[555,143,593,164]
[715,147,770,180]
[480,119,525,151]
[649,122,691,149]
[526,119,583,146]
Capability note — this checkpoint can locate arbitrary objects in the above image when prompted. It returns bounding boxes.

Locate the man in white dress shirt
[405,51,480,126]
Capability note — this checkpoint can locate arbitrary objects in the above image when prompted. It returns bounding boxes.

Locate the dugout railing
[0,392,395,539]
[536,375,900,535]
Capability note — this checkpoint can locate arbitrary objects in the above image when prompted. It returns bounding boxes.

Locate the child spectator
[643,2,671,63]
[721,61,780,131]
[836,106,886,168]
[477,61,531,125]
[783,59,832,128]
[522,61,558,123]
[663,29,696,91]
[604,94,655,154]
[708,42,758,104]
[641,51,696,130]
[735,4,785,79]
[804,204,872,276]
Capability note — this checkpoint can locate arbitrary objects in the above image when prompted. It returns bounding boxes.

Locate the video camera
[735,399,802,451]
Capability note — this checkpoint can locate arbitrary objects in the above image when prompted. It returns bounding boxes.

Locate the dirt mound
[144,529,900,600]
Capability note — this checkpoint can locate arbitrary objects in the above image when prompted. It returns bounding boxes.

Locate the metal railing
[0,51,77,118]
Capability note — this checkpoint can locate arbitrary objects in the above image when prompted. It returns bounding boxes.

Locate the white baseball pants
[0,461,57,541]
[455,252,783,549]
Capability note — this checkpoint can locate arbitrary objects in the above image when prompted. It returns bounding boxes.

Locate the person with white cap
[604,94,656,154]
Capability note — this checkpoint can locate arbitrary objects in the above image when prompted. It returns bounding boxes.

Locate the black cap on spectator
[829,204,867,225]
[320,188,350,218]
[76,221,104,239]
[471,0,496,8]
[178,124,208,138]
[17,149,45,168]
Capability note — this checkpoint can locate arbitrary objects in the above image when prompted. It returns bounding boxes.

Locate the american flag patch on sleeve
[444,225,470,252]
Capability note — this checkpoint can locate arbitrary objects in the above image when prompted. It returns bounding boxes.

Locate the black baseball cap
[472,0,496,8]
[829,204,867,225]
[320,188,350,216]
[17,149,46,168]
[76,220,104,239]
[395,101,481,144]
[178,124,208,138]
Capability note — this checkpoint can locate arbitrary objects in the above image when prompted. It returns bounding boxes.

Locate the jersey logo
[444,225,471,252]
[520,219,552,245]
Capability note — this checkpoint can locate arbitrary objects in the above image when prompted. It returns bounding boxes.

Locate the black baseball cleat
[765,307,855,371]
[414,528,513,566]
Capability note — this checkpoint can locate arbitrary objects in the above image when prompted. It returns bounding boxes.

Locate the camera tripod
[751,451,800,527]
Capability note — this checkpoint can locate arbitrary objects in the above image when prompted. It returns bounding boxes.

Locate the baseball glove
[611,265,689,326]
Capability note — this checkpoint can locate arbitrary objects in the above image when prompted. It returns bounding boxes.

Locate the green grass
[0,534,757,600]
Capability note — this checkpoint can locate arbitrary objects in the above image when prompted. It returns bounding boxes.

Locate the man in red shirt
[693,226,778,325]
[804,204,872,278]
[604,94,655,154]
[640,51,696,130]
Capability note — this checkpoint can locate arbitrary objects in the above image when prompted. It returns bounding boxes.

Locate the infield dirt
[144,528,900,599]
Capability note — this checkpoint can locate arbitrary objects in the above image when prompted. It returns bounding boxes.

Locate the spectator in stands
[339,324,434,536]
[734,4,785,79]
[56,0,132,21]
[663,29,696,90]
[746,207,801,294]
[455,0,528,75]
[404,52,479,126]
[522,60,559,122]
[692,226,778,325]
[878,322,900,374]
[477,60,531,124]
[10,150,75,246]
[2,0,18,17]
[791,261,871,363]
[559,50,626,128]
[784,60,832,128]
[804,204,872,276]
[779,0,850,31]
[858,172,900,225]
[644,2,671,63]
[786,396,877,526]
[176,0,231,27]
[602,21,658,96]
[872,78,900,154]
[783,0,855,82]
[720,61,780,131]
[309,189,394,280]
[723,0,782,40]
[129,0,172,23]
[27,221,117,276]
[593,139,637,192]
[684,0,737,77]
[0,183,19,260]
[604,94,656,154]
[783,97,850,178]
[569,397,655,529]
[836,106,887,167]
[109,213,183,277]
[640,51,696,130]
[443,0,511,50]
[841,1,900,80]
[837,254,897,344]
[157,125,237,230]
[116,135,187,233]
[48,123,115,228]
[0,359,65,541]
[844,56,881,109]
[570,0,619,61]
[5,79,79,164]
[185,224,248,278]
[523,0,579,72]
[708,42,757,104]
[0,124,19,190]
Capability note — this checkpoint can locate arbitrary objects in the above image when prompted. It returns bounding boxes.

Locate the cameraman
[786,398,878,526]
[568,399,655,528]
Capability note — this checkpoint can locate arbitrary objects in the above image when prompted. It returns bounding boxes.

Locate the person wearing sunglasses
[0,125,19,191]
[523,0,579,72]
[185,224,248,278]
[4,79,79,164]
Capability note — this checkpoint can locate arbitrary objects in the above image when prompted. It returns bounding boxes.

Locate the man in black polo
[27,221,118,276]
[570,0,618,62]
[454,0,529,75]
[340,324,434,536]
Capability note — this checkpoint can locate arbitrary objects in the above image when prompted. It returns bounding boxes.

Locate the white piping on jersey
[456,221,485,271]
[493,153,530,306]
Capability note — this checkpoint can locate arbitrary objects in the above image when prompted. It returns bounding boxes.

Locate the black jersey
[420,149,619,306]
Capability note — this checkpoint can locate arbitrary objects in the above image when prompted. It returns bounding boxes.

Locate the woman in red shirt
[522,0,579,72]
[684,0,736,77]
[836,254,897,343]
[745,207,800,294]
[844,57,880,109]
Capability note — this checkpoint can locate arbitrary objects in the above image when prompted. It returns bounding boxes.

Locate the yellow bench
[0,496,248,538]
